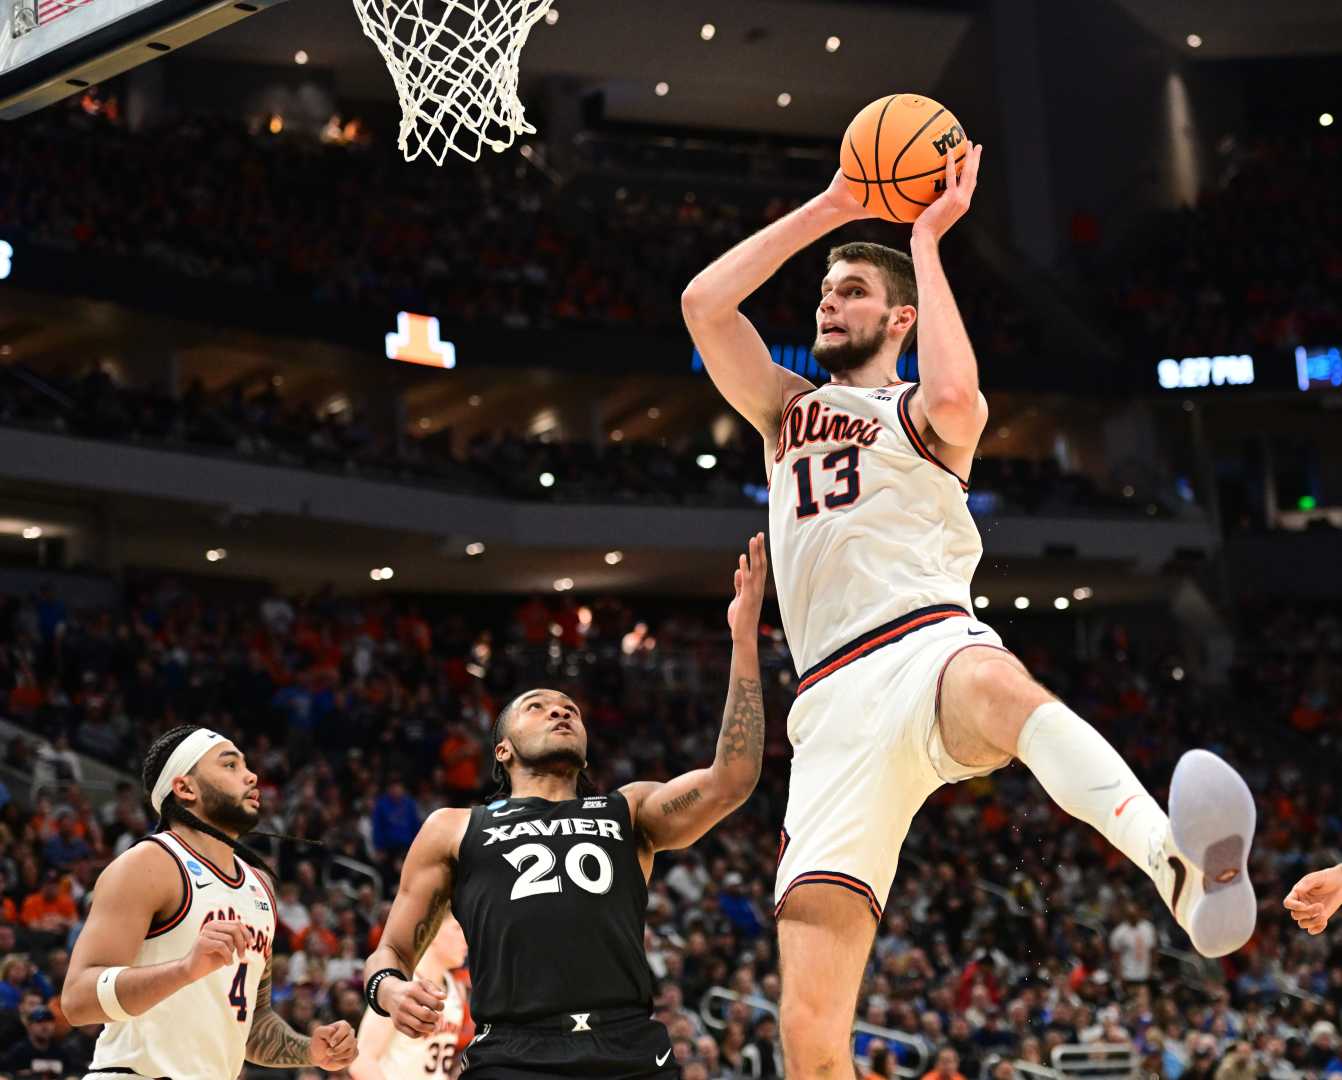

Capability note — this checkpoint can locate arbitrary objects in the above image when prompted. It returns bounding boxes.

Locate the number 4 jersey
[87,831,276,1080]
[452,793,654,1025]
[769,381,982,676]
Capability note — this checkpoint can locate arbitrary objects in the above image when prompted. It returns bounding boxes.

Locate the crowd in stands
[0,363,1166,518]
[0,106,1040,362]
[1108,132,1342,358]
[0,573,1339,1079]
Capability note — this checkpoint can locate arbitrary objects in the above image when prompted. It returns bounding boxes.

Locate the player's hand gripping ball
[840,94,971,223]
[309,1020,358,1070]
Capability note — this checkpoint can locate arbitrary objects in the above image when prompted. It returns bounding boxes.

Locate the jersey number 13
[793,447,860,519]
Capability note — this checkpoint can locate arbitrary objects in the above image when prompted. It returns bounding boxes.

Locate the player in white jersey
[683,148,1258,1076]
[61,724,357,1080]
[351,916,472,1080]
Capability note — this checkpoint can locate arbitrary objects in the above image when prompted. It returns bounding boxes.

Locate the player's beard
[198,779,260,836]
[513,741,587,776]
[813,313,890,375]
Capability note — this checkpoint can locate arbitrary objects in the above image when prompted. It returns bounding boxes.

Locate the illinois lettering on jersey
[87,832,277,1080]
[769,382,982,674]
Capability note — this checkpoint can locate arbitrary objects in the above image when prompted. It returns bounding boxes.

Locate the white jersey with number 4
[768,381,982,675]
[87,831,277,1080]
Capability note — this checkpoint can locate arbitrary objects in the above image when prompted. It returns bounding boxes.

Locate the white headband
[150,729,226,814]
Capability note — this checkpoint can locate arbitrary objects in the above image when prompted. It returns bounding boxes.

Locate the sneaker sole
[1169,748,1257,957]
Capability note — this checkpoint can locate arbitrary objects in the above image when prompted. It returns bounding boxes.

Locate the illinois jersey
[87,832,276,1080]
[768,381,981,678]
[372,971,470,1076]
[769,379,1011,923]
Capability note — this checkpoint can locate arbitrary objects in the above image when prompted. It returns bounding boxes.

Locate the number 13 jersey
[768,382,982,676]
[452,793,653,1024]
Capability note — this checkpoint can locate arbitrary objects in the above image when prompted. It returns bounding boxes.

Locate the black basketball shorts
[459,1008,678,1079]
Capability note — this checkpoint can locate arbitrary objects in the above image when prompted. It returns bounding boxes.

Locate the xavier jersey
[768,382,982,674]
[373,970,470,1076]
[88,832,276,1080]
[452,793,653,1024]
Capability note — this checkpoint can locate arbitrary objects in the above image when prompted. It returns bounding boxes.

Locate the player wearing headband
[61,725,358,1080]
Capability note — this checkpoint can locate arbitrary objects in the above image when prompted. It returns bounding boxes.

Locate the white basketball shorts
[774,604,1010,922]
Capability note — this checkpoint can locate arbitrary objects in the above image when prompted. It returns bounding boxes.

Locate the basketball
[840,94,969,223]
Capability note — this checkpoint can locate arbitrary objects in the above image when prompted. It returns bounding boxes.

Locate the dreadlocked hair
[143,724,305,884]
[488,697,597,801]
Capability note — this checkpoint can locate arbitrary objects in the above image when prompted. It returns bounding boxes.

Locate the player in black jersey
[363,534,770,1080]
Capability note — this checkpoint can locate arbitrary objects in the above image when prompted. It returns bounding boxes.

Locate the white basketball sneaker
[1149,749,1257,958]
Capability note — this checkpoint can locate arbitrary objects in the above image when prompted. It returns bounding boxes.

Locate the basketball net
[350,0,554,165]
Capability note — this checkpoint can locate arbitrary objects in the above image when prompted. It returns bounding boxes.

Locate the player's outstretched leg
[937,648,1256,958]
[777,886,874,1079]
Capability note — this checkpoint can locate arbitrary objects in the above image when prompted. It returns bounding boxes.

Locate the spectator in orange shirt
[19,870,77,935]
[922,1047,968,1080]
[439,723,483,800]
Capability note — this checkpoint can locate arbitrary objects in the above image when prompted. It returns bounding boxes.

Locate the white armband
[96,966,133,1022]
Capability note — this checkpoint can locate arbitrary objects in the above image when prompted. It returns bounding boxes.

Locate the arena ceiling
[191,0,1342,140]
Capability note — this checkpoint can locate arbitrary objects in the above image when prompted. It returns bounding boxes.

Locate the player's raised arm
[906,144,989,448]
[681,174,870,440]
[362,808,467,1039]
[63,843,247,1025]
[623,534,768,853]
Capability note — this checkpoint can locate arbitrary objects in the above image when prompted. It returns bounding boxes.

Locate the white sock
[1015,701,1169,883]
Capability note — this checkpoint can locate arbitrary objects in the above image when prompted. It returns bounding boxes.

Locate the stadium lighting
[205,548,227,562]
[610,429,624,442]
[553,577,574,592]
[465,542,485,556]
[1185,33,1202,48]
[655,82,669,97]
[700,23,715,41]
[468,394,482,407]
[1014,596,1030,610]
[605,551,624,565]
[1054,597,1070,610]
[776,92,792,108]
[825,36,841,53]
[268,114,284,135]
[647,407,661,419]
[973,595,989,609]
[1073,586,1093,601]
[1172,666,1186,681]
[294,50,308,65]
[1321,113,1335,128]
[22,526,42,540]
[544,7,558,25]
[382,566,394,580]
[370,568,383,581]
[539,472,556,488]
[696,454,718,470]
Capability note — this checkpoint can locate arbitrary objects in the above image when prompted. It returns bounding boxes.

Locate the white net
[351,0,555,165]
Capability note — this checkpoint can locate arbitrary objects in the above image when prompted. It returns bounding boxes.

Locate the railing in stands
[1050,1042,1140,1079]
[697,987,929,1078]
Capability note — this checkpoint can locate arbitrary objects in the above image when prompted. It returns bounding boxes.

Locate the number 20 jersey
[768,382,983,676]
[452,793,653,1024]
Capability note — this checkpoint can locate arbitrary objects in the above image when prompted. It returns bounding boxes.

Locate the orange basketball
[840,94,968,223]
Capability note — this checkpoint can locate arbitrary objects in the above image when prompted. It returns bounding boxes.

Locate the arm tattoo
[411,876,452,966]
[245,968,311,1067]
[719,676,765,769]
[661,788,703,816]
